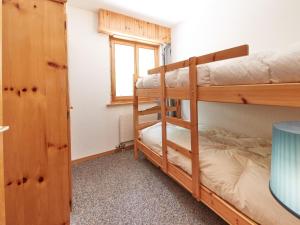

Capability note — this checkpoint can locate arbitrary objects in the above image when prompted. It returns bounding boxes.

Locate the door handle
[0,126,9,133]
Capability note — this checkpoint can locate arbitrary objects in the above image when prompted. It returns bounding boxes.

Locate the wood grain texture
[166,140,191,158]
[99,9,171,44]
[166,116,191,129]
[133,78,139,160]
[167,163,193,193]
[49,0,67,3]
[160,67,168,173]
[137,120,160,130]
[198,83,300,107]
[136,88,160,98]
[200,186,257,225]
[3,0,70,224]
[166,87,190,100]
[175,100,182,118]
[138,106,160,116]
[0,133,5,225]
[0,2,6,224]
[136,140,162,166]
[189,57,200,199]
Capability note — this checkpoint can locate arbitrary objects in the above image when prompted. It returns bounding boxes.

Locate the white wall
[172,0,300,138]
[67,6,155,160]
[67,6,130,160]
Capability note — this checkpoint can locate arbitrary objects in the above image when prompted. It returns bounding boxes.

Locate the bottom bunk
[136,123,299,225]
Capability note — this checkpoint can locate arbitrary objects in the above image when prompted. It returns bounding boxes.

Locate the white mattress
[140,123,300,225]
[136,43,300,88]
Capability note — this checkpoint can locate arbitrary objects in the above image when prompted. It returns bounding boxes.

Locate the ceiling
[68,0,200,27]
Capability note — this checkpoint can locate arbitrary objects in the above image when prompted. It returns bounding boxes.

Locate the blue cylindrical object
[270,121,300,218]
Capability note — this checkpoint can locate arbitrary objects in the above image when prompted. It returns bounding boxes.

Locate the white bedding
[140,123,300,225]
[136,44,300,88]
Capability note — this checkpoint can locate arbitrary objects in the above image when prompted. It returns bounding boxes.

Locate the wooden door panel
[3,0,70,224]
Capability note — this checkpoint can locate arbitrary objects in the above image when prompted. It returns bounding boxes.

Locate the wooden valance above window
[98,9,171,44]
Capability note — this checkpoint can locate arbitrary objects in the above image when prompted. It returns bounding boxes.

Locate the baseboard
[71,145,133,166]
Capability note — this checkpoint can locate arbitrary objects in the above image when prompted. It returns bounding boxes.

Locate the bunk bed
[133,45,300,225]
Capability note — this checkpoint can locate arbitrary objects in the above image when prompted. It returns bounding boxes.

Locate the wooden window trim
[110,37,159,104]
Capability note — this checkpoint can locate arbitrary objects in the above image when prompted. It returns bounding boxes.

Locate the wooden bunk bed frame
[133,45,300,225]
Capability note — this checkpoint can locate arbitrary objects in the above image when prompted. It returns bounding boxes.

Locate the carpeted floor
[71,150,227,225]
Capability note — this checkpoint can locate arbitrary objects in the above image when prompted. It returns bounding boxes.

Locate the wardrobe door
[0,1,6,224]
[3,0,70,224]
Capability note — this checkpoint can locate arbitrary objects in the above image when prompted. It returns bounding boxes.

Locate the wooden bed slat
[160,67,168,173]
[198,83,300,107]
[137,140,162,166]
[138,106,160,115]
[166,116,191,129]
[138,106,178,116]
[189,57,200,199]
[167,162,193,193]
[167,106,177,113]
[196,45,249,65]
[200,186,257,225]
[148,45,248,74]
[148,59,189,74]
[213,45,249,61]
[166,87,190,99]
[133,79,139,160]
[166,140,192,158]
[137,120,160,130]
[136,88,160,98]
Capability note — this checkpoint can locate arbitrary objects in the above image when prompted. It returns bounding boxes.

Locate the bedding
[136,44,300,88]
[140,123,300,225]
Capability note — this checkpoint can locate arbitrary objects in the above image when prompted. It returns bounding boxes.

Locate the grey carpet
[71,150,227,225]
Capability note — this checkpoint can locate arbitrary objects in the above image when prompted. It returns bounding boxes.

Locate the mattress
[140,123,300,225]
[136,43,300,88]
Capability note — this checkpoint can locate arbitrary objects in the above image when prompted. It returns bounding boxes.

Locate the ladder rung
[166,116,191,129]
[138,106,161,116]
[166,140,191,158]
[137,120,160,130]
[138,106,178,116]
[167,106,177,112]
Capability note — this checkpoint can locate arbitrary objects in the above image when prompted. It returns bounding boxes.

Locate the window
[110,37,159,103]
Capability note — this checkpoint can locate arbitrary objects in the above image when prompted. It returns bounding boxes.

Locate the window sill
[106,100,156,107]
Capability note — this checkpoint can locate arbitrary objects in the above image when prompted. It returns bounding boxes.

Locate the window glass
[114,44,135,96]
[138,48,155,77]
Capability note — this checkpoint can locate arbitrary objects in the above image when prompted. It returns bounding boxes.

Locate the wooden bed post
[133,78,139,160]
[160,66,168,173]
[189,57,200,199]
[176,100,182,118]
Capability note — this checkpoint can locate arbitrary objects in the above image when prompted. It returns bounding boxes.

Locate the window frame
[110,37,159,104]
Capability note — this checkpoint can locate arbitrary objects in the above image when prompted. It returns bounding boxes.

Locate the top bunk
[135,44,300,107]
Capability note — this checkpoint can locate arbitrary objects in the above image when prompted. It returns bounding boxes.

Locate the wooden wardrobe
[2,0,71,224]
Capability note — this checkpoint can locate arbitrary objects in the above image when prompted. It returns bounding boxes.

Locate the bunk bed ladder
[133,78,139,160]
[160,66,168,173]
[134,58,200,199]
[189,57,200,199]
[161,57,200,199]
